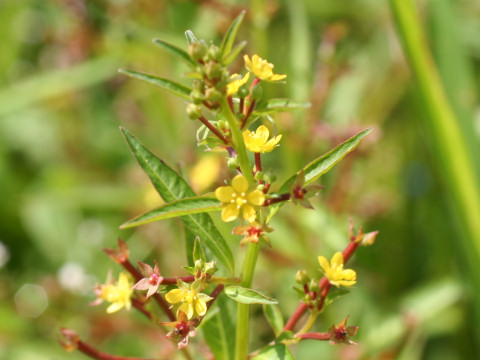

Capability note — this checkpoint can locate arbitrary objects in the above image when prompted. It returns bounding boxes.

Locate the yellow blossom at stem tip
[99,273,133,313]
[243,125,282,153]
[318,252,357,288]
[227,72,250,96]
[215,174,265,223]
[244,54,286,82]
[165,279,213,319]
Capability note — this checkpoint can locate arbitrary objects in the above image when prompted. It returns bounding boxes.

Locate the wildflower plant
[59,11,378,360]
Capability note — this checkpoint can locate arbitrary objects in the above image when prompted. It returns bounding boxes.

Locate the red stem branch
[199,116,229,144]
[77,340,153,360]
[296,332,331,341]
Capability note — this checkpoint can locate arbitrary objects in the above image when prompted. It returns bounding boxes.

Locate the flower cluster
[91,272,133,313]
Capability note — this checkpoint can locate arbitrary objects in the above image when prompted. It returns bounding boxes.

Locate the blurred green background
[1,0,480,359]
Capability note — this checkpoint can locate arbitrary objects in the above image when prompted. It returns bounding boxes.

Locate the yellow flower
[227,72,250,96]
[165,279,213,319]
[215,174,265,223]
[243,125,282,153]
[99,273,133,313]
[318,252,357,288]
[244,54,286,82]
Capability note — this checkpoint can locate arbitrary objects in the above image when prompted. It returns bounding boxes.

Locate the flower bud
[254,171,264,182]
[192,79,204,91]
[207,44,221,62]
[295,270,310,285]
[227,157,240,169]
[190,89,204,104]
[203,260,218,275]
[186,103,202,120]
[251,83,263,101]
[194,259,204,270]
[205,87,222,102]
[238,85,249,98]
[189,42,207,61]
[205,61,223,79]
[263,172,277,184]
[309,278,319,292]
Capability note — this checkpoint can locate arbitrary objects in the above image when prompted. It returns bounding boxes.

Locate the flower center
[149,273,159,285]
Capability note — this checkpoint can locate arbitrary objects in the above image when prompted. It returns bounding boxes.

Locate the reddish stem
[207,284,225,311]
[239,97,245,114]
[241,100,256,129]
[77,340,153,360]
[263,193,291,206]
[283,303,308,331]
[316,283,331,312]
[199,116,229,145]
[131,298,153,321]
[296,332,331,341]
[254,153,263,184]
[161,275,196,285]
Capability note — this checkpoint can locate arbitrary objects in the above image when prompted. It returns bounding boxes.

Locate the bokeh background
[1,0,480,359]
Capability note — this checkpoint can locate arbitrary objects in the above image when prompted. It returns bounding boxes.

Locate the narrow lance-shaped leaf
[220,10,246,59]
[184,226,196,267]
[224,286,278,305]
[267,128,373,222]
[223,40,248,65]
[251,344,295,360]
[120,127,234,273]
[118,69,191,100]
[254,99,311,115]
[262,304,284,337]
[119,195,222,229]
[185,30,198,45]
[152,38,196,67]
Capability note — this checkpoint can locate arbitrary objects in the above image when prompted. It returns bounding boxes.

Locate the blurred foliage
[1,0,479,359]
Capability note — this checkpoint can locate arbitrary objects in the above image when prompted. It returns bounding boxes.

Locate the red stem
[131,298,153,321]
[296,332,331,341]
[227,95,234,113]
[241,100,256,129]
[199,116,229,145]
[77,340,152,360]
[263,193,291,206]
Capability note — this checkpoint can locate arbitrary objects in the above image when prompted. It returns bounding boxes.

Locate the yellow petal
[165,289,185,304]
[242,204,257,223]
[106,302,123,313]
[179,302,194,319]
[331,252,344,267]
[215,186,235,203]
[341,269,357,281]
[244,55,253,71]
[318,256,330,272]
[262,134,282,152]
[338,279,356,287]
[232,175,248,193]
[222,203,239,222]
[269,74,287,82]
[247,190,265,206]
[195,299,207,316]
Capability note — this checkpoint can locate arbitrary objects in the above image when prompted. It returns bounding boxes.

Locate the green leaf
[267,128,373,222]
[185,30,198,45]
[120,127,234,273]
[263,304,284,337]
[220,10,246,59]
[251,344,295,360]
[184,226,196,267]
[118,69,191,100]
[223,40,248,65]
[193,236,207,264]
[254,99,311,115]
[152,38,196,67]
[119,195,221,229]
[202,294,235,360]
[224,286,278,305]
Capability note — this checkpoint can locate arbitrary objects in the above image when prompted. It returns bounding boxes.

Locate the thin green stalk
[390,0,480,320]
[221,97,254,184]
[234,242,261,360]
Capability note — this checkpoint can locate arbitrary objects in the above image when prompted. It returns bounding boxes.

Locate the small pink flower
[132,260,163,298]
[160,311,197,349]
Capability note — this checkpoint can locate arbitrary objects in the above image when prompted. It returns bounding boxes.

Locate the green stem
[221,97,254,184]
[235,242,261,360]
[390,0,480,326]
[295,312,318,336]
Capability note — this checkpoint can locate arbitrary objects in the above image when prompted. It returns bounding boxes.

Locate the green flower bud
[205,61,223,79]
[295,270,310,285]
[189,42,207,61]
[194,259,204,270]
[192,79,204,91]
[203,260,218,275]
[190,88,204,104]
[186,103,202,120]
[309,278,319,292]
[227,157,240,169]
[264,171,277,184]
[207,44,221,61]
[205,87,222,102]
[254,171,264,181]
[251,83,263,101]
[238,85,249,98]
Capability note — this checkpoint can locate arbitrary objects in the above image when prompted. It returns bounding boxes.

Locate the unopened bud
[189,42,207,61]
[227,157,240,169]
[194,259,204,270]
[309,278,319,292]
[295,270,310,285]
[205,61,223,79]
[186,103,202,120]
[205,87,222,102]
[203,260,218,275]
[238,85,249,98]
[359,231,378,246]
[254,171,264,181]
[251,83,263,101]
[207,44,221,62]
[190,89,204,104]
[263,172,277,184]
